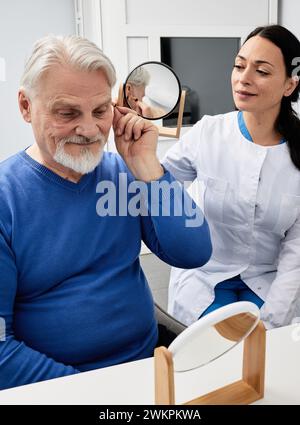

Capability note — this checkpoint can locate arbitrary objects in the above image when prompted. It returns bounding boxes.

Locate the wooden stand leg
[117,84,124,106]
[175,90,186,138]
[154,347,175,405]
[242,320,266,398]
[157,90,186,138]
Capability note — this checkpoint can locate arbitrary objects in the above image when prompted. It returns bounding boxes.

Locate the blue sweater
[0,150,211,390]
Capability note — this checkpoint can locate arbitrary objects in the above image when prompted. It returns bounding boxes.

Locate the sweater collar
[19,149,94,192]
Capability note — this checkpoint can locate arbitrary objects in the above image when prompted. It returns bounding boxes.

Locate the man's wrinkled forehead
[47,94,112,110]
[35,64,112,100]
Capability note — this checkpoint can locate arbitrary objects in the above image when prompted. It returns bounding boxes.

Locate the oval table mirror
[154,301,266,405]
[117,61,186,138]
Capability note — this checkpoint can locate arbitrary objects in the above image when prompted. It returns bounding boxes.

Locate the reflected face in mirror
[125,82,146,110]
[124,62,181,120]
[168,302,260,372]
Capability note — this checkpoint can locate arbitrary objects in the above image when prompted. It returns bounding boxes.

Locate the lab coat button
[257,287,261,290]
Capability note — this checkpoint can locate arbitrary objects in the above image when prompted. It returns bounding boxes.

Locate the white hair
[127,66,150,86]
[20,34,116,95]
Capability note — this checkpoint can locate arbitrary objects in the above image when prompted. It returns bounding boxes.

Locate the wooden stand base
[185,380,261,405]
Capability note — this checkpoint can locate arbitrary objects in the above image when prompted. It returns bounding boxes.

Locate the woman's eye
[257,70,269,76]
[234,65,243,70]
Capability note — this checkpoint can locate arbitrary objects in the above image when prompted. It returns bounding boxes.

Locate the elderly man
[0,35,211,390]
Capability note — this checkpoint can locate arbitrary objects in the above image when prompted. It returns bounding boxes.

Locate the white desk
[0,324,299,405]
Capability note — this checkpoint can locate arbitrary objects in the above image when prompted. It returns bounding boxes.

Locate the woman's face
[231,35,295,114]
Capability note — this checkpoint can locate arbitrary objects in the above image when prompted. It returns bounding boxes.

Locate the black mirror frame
[123,61,182,121]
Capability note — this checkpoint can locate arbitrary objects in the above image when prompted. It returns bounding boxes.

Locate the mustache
[58,134,105,145]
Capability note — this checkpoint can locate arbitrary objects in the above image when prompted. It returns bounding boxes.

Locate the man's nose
[75,115,99,138]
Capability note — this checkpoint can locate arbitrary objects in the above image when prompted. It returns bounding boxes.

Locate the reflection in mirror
[124,62,181,120]
[168,301,260,373]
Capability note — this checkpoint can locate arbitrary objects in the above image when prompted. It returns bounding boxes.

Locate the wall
[279,0,300,115]
[279,0,300,40]
[0,0,75,161]
[0,0,299,162]
[101,0,277,156]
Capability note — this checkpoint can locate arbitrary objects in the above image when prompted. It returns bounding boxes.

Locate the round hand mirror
[123,61,181,120]
[168,301,260,372]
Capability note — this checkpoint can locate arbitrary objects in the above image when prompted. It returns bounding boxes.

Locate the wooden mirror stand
[154,320,266,405]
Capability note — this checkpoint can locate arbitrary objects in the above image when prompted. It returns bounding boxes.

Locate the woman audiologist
[163,25,300,330]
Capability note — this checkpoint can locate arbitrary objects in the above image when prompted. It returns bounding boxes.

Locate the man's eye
[58,112,75,117]
[94,110,107,116]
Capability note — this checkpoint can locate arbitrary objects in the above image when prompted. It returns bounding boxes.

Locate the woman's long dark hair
[244,25,300,170]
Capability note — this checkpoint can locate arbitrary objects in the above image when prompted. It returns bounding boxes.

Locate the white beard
[54,135,106,174]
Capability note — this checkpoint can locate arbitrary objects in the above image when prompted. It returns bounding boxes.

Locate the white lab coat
[163,111,300,329]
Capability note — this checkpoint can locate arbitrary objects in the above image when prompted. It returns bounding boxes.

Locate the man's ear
[18,90,32,122]
[125,83,131,96]
[284,76,299,97]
